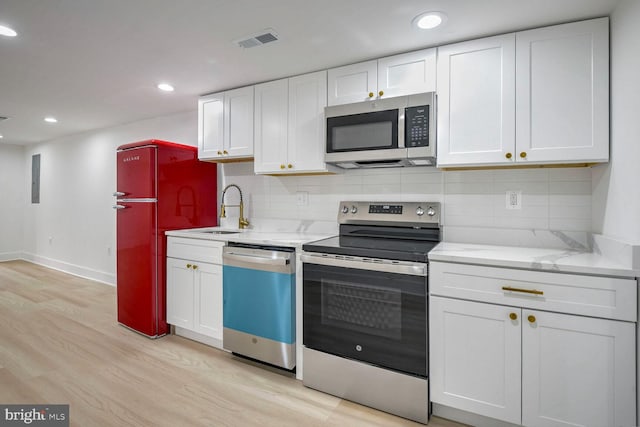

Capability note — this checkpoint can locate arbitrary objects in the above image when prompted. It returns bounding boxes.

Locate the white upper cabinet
[436,34,516,167]
[254,78,289,173]
[437,18,609,168]
[377,48,437,98]
[515,18,609,163]
[327,48,436,106]
[287,71,328,172]
[327,60,377,106]
[198,86,254,161]
[254,70,330,175]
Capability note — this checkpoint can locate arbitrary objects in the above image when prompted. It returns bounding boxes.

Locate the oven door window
[326,109,398,153]
[303,263,426,377]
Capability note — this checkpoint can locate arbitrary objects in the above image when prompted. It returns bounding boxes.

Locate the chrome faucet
[220,184,250,229]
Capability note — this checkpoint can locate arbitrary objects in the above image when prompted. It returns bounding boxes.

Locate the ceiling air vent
[235,28,279,48]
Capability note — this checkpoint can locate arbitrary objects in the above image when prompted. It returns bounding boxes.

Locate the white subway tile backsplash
[444,182,494,195]
[549,181,592,195]
[549,167,591,181]
[222,164,595,240]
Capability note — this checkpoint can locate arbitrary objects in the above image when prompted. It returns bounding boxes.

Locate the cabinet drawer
[430,261,637,321]
[167,237,225,264]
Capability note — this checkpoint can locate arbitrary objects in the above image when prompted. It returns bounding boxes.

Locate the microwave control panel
[405,105,429,147]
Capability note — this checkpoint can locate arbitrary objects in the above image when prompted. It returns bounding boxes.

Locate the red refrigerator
[113,139,218,338]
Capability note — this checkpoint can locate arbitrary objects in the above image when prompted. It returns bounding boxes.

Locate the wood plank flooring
[0,261,467,427]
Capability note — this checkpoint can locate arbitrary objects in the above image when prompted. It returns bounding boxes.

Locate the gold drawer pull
[192,265,198,270]
[186,264,192,269]
[509,312,518,320]
[528,315,536,323]
[502,286,544,296]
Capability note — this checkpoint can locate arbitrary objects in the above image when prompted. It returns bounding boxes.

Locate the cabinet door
[430,297,521,424]
[377,48,436,98]
[522,310,635,427]
[254,78,289,174]
[516,18,609,164]
[287,70,328,173]
[436,34,516,167]
[194,263,223,340]
[166,258,195,329]
[198,92,225,159]
[224,86,254,157]
[327,60,377,106]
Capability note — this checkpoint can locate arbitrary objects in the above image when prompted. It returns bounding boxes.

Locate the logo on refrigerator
[123,155,140,162]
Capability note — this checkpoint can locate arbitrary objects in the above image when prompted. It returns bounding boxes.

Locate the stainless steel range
[301,201,441,424]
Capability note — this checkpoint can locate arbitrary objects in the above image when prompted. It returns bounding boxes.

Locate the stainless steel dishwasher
[222,242,296,369]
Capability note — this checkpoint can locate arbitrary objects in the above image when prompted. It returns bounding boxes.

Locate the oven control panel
[338,201,440,225]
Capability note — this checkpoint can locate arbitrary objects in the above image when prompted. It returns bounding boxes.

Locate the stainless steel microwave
[325,92,435,169]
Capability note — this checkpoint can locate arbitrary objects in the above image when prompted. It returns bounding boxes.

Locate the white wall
[593,0,640,247]
[0,144,25,260]
[22,110,198,284]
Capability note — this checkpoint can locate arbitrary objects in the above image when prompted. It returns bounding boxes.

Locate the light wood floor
[0,260,467,427]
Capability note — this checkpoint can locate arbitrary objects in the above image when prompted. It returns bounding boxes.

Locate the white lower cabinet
[429,261,637,427]
[166,237,224,347]
[430,297,522,424]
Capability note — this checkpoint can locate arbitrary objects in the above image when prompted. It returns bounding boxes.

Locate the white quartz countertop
[429,242,638,278]
[165,227,333,248]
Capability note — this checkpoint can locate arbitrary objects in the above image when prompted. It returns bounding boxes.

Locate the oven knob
[416,207,425,216]
[427,207,436,216]
[351,206,358,214]
[342,205,349,214]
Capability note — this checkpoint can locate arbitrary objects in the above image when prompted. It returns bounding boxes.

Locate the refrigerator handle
[113,191,126,197]
[113,205,127,210]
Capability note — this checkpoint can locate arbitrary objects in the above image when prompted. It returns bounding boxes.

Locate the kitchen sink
[200,230,240,235]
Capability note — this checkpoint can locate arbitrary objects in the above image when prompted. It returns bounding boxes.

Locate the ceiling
[0,0,620,146]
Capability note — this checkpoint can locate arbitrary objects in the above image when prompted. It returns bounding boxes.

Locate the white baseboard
[20,252,115,286]
[0,251,23,262]
[432,403,520,427]
[174,326,224,350]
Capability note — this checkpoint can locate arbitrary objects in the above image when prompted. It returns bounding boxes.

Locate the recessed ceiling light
[157,83,175,92]
[413,12,447,30]
[0,134,3,139]
[44,117,58,123]
[0,25,17,37]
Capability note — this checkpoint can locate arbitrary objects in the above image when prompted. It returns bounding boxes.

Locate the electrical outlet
[506,191,522,210]
[296,191,309,206]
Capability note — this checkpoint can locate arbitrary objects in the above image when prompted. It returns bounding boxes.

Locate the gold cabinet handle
[502,286,544,296]
[280,164,285,169]
[217,151,222,155]
[223,150,228,155]
[520,152,527,158]
[368,92,374,98]
[528,315,536,323]
[378,90,384,97]
[192,265,198,270]
[505,152,513,159]
[186,263,192,269]
[509,312,518,320]
[287,164,293,169]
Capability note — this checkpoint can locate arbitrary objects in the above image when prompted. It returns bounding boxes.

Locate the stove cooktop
[302,235,439,263]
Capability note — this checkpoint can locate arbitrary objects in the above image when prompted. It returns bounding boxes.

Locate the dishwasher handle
[223,246,295,274]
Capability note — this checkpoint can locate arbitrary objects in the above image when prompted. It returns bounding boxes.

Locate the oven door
[302,254,427,377]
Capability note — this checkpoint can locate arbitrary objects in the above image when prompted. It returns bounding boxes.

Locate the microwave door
[326,109,398,153]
